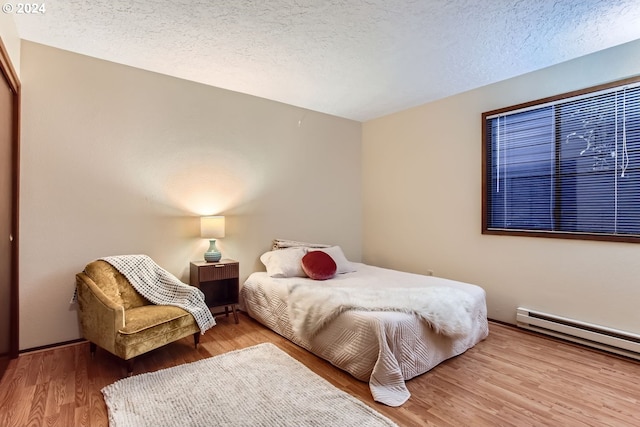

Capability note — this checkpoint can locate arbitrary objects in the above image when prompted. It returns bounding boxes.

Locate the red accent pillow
[301,251,337,280]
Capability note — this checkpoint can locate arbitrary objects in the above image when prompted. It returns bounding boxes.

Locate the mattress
[240,263,489,406]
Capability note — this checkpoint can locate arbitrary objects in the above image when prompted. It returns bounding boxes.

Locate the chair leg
[126,358,135,377]
[193,332,200,349]
[89,342,96,358]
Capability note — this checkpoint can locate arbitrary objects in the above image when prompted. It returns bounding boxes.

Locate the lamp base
[204,251,221,262]
[204,239,222,263]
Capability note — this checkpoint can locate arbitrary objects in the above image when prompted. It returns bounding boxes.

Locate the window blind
[483,77,640,241]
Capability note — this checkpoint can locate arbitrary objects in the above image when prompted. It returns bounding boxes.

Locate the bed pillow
[260,247,308,278]
[272,238,331,251]
[301,250,337,280]
[310,246,356,274]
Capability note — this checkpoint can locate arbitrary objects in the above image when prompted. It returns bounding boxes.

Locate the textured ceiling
[13,0,640,121]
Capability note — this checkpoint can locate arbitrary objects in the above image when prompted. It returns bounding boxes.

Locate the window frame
[481,75,640,243]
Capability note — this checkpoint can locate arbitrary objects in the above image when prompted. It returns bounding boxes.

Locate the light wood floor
[1,313,638,427]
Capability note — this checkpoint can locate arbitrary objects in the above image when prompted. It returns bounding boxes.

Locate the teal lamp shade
[201,216,225,262]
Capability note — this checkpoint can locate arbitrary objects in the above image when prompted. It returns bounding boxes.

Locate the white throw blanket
[102,255,216,333]
[288,284,474,339]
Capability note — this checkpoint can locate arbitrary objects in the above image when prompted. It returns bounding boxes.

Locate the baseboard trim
[20,338,87,355]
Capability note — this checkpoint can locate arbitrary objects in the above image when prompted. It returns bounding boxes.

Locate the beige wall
[0,13,20,75]
[363,39,640,334]
[19,41,362,349]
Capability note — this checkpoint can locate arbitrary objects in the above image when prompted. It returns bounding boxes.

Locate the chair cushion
[115,305,199,360]
[120,305,194,334]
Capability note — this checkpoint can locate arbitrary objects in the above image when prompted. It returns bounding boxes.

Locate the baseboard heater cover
[516,307,640,360]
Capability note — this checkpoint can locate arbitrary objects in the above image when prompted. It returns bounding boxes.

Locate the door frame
[0,37,20,360]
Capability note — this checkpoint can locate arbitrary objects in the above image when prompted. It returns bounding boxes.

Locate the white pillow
[272,239,331,251]
[310,246,356,274]
[260,247,308,278]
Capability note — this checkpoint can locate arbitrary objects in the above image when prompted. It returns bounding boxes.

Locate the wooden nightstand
[189,259,239,324]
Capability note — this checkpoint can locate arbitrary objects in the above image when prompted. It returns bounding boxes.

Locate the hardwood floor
[0,313,638,427]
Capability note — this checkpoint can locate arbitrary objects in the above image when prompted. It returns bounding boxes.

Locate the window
[482,76,640,242]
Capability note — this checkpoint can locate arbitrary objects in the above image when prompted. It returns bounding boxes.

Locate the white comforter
[240,263,489,406]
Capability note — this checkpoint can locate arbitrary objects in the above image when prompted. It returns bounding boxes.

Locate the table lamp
[201,216,225,262]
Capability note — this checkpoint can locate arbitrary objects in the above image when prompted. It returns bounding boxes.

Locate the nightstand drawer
[199,263,239,281]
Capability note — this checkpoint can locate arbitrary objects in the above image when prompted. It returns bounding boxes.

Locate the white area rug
[102,343,398,427]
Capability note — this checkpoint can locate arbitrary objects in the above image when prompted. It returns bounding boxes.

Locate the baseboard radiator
[516,307,640,360]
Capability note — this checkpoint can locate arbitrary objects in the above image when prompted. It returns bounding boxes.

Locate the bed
[240,243,489,406]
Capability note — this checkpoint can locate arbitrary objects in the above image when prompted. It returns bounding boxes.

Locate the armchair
[76,260,201,375]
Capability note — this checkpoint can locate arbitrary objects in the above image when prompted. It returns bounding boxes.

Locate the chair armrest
[75,272,125,351]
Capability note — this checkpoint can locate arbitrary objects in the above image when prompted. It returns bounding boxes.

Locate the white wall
[0,13,20,75]
[19,41,362,349]
[363,39,640,334]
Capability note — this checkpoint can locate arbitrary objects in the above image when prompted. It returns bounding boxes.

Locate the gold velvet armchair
[76,260,201,375]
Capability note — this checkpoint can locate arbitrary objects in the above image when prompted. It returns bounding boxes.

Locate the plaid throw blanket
[101,255,216,333]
